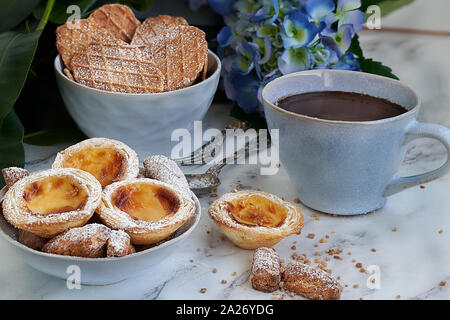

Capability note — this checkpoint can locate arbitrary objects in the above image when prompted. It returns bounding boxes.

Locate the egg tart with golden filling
[2,168,102,238]
[52,137,139,188]
[208,190,304,249]
[97,178,195,245]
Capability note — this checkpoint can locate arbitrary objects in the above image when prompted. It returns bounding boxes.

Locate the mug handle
[384,121,450,197]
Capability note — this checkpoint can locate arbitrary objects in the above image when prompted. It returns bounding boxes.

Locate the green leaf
[0,29,42,125]
[0,0,41,32]
[0,109,25,188]
[33,0,97,25]
[348,34,363,59]
[121,0,155,12]
[23,128,86,146]
[359,58,399,80]
[361,0,415,17]
[347,35,399,80]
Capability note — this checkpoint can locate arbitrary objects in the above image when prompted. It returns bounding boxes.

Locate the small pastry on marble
[106,230,135,257]
[208,190,304,249]
[42,223,111,258]
[143,155,191,198]
[2,167,29,188]
[251,247,282,292]
[282,261,342,300]
[18,230,47,251]
[2,168,102,238]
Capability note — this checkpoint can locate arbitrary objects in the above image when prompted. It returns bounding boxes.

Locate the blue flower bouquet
[197,0,401,118]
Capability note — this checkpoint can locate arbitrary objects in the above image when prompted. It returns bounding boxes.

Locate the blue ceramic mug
[262,70,450,215]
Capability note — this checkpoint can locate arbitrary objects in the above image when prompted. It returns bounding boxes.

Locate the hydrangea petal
[217,26,233,46]
[278,47,310,75]
[337,0,361,12]
[339,9,365,32]
[281,11,318,48]
[332,24,354,54]
[305,0,335,20]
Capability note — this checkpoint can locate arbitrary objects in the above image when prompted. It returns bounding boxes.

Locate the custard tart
[97,178,196,245]
[2,168,102,238]
[52,137,139,188]
[208,190,304,249]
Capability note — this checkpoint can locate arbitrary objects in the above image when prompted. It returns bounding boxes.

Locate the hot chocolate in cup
[262,70,450,215]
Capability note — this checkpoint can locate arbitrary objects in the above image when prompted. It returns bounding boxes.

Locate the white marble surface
[1,1,450,300]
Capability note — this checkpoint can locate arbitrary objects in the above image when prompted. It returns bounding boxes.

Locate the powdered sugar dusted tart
[208,190,304,249]
[97,178,196,245]
[2,168,102,238]
[52,138,139,188]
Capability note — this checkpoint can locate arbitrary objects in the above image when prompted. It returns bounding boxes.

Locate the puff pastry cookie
[42,223,110,258]
[2,168,102,238]
[106,230,135,257]
[251,247,282,292]
[2,167,29,188]
[97,178,196,245]
[282,262,342,300]
[52,137,139,188]
[143,155,191,199]
[208,190,304,249]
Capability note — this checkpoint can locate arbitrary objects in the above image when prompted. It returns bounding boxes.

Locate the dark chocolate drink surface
[276,91,408,121]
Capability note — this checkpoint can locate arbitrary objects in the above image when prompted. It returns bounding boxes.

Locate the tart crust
[2,168,102,238]
[52,137,139,188]
[97,178,196,245]
[208,190,304,249]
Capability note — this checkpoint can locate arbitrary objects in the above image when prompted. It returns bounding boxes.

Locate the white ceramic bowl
[54,50,221,155]
[0,187,201,285]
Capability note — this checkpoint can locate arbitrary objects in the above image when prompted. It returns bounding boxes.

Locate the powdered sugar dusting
[2,167,29,188]
[252,247,281,276]
[143,155,191,199]
[107,229,134,257]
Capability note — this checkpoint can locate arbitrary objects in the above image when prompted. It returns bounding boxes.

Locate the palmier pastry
[282,262,342,300]
[2,168,102,238]
[42,223,111,258]
[251,247,282,292]
[97,178,196,245]
[2,167,29,188]
[106,230,135,257]
[143,155,191,199]
[52,138,139,188]
[208,190,304,249]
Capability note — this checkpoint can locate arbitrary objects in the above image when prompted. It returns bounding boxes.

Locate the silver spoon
[171,119,252,166]
[185,131,271,194]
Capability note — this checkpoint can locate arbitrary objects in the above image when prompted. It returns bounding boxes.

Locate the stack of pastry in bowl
[1,137,196,258]
[56,4,208,93]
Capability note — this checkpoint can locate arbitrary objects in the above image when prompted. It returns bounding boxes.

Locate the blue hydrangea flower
[330,24,354,54]
[278,47,310,74]
[331,52,360,70]
[305,0,335,21]
[336,0,365,33]
[281,11,319,48]
[214,0,365,114]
